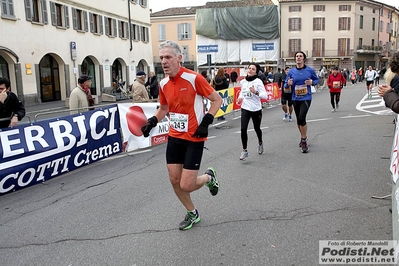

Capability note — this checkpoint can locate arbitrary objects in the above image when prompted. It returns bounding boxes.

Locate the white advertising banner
[197,35,279,66]
[118,103,170,152]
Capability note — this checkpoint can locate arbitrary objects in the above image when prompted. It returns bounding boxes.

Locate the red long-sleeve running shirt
[327,73,346,93]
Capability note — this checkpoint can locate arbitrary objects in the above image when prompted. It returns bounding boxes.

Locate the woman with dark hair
[236,63,268,160]
[283,51,319,153]
[377,51,399,113]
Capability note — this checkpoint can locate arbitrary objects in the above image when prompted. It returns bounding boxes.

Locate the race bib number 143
[170,113,189,132]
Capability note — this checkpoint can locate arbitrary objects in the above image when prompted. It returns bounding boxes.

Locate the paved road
[0,81,394,265]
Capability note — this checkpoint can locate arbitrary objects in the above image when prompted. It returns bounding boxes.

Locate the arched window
[81,57,96,95]
[39,54,61,102]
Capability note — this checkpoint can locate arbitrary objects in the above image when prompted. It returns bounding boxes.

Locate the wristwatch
[255,91,259,96]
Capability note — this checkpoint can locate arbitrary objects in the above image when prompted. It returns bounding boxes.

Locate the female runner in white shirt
[237,63,268,160]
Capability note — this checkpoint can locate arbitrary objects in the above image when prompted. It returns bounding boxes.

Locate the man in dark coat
[230,68,238,86]
[145,71,159,99]
[0,78,25,128]
[273,68,283,88]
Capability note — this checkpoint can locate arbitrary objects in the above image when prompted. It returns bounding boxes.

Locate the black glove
[192,113,214,138]
[141,116,158,137]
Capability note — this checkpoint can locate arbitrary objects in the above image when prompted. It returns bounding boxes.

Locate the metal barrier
[33,103,119,122]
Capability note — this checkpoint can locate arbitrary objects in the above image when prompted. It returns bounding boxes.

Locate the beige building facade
[280,0,398,71]
[0,0,153,106]
[150,8,198,80]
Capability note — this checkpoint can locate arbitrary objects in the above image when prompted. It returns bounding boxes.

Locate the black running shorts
[166,136,204,170]
[281,92,293,106]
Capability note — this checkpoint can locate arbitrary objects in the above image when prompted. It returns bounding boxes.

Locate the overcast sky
[149,0,398,13]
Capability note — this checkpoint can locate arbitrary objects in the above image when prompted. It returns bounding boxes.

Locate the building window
[388,11,391,19]
[119,20,129,39]
[386,22,391,33]
[313,17,325,31]
[25,0,48,24]
[182,45,189,62]
[105,17,116,37]
[313,5,325,12]
[178,23,191,40]
[379,9,383,16]
[141,26,149,42]
[1,0,15,18]
[379,20,383,32]
[338,17,350,31]
[360,6,363,11]
[338,38,350,56]
[359,15,363,29]
[372,18,375,31]
[289,39,301,57]
[359,38,363,48]
[289,18,301,31]
[289,6,301,12]
[339,5,351,11]
[50,2,69,28]
[158,24,166,41]
[130,23,139,41]
[72,8,88,31]
[371,39,374,47]
[312,39,325,57]
[138,0,147,7]
[89,12,103,35]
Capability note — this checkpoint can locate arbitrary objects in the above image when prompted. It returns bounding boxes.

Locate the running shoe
[258,143,264,155]
[331,108,336,113]
[179,210,201,230]
[205,167,219,196]
[288,115,292,122]
[336,103,339,110]
[301,138,309,153]
[239,150,249,160]
[300,137,308,145]
[283,113,288,121]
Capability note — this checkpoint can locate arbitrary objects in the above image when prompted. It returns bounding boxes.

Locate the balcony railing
[282,50,353,58]
[312,50,354,57]
[356,45,383,54]
[281,50,309,58]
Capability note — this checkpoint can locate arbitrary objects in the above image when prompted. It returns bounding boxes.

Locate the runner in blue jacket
[284,51,318,153]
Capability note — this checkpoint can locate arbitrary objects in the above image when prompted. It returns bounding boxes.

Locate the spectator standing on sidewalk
[350,69,357,85]
[214,67,229,121]
[69,75,95,114]
[317,67,326,90]
[224,69,230,85]
[0,77,25,128]
[374,68,380,86]
[230,68,238,86]
[358,67,364,83]
[273,68,283,89]
[145,71,159,100]
[201,70,211,83]
[377,51,399,112]
[140,40,222,231]
[132,71,149,102]
[237,63,268,160]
